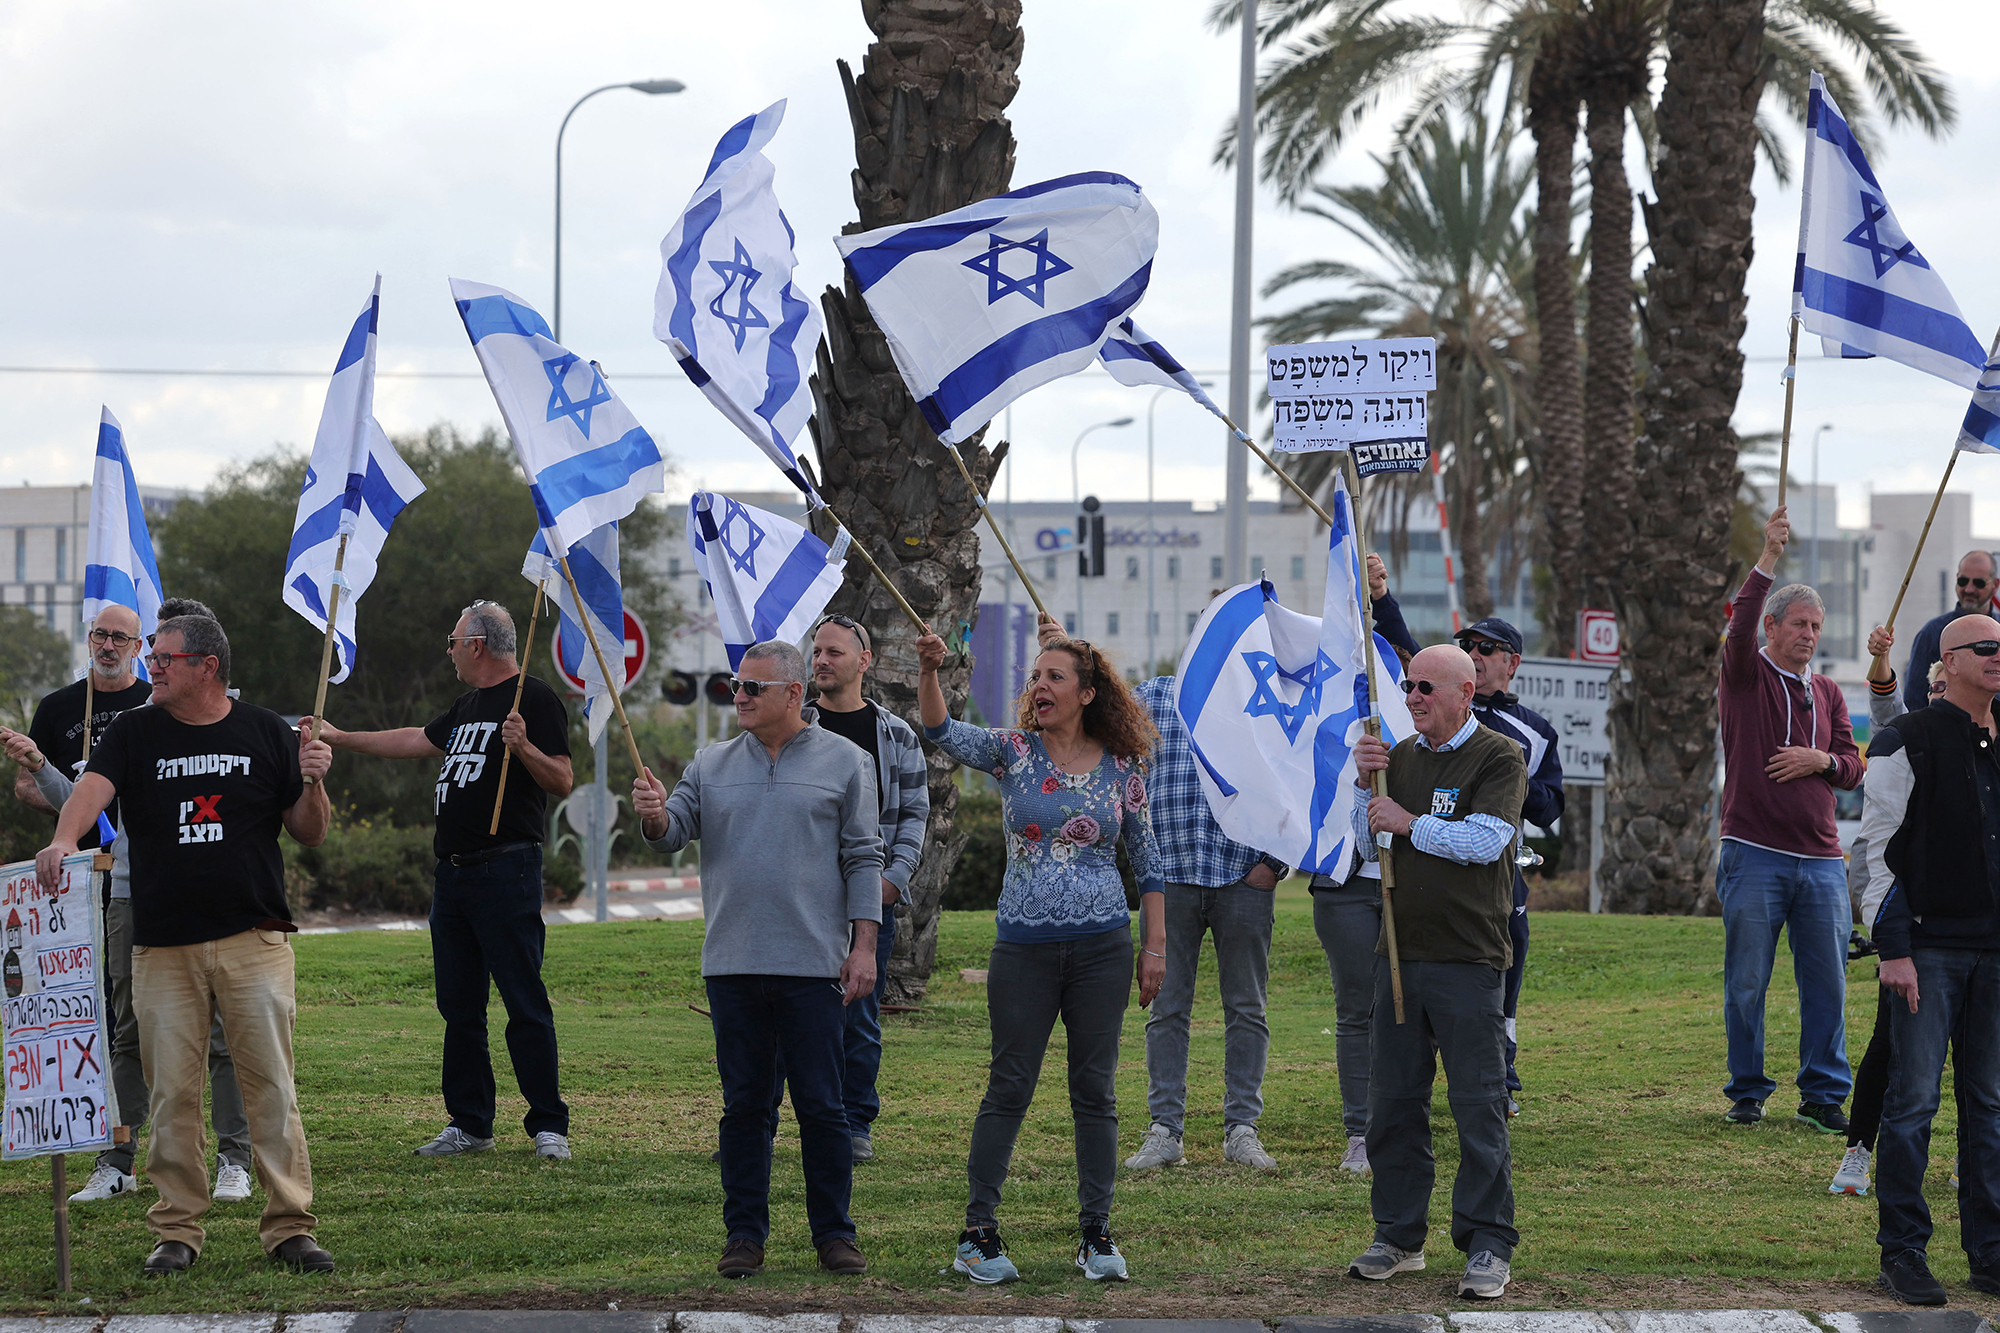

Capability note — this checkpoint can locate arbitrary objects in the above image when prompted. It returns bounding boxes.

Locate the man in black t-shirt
[37,614,335,1277]
[318,598,575,1161]
[2,602,254,1206]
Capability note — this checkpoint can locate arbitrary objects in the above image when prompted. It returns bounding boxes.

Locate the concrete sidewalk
[295,874,704,937]
[5,1311,1991,1333]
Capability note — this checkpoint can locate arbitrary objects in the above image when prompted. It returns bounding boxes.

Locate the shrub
[944,791,1004,911]
[291,816,436,916]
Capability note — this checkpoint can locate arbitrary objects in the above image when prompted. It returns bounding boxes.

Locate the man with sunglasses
[1859,615,2000,1304]
[1716,506,1863,1134]
[315,600,575,1161]
[632,640,883,1278]
[1900,550,2000,715]
[1450,617,1563,1116]
[2,602,254,1208]
[1345,643,1527,1299]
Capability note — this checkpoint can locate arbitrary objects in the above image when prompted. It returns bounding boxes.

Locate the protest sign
[3,853,113,1161]
[1268,336,1436,458]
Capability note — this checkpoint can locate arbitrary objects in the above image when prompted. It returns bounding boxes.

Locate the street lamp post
[552,76,682,922]
[1071,417,1135,636]
[1809,422,1833,589]
[553,78,684,341]
[1145,383,1214,675]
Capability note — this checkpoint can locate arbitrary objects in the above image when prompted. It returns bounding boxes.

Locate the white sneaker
[413,1126,495,1156]
[68,1163,137,1203]
[1830,1144,1871,1196]
[1123,1122,1183,1169]
[1339,1135,1371,1176]
[1223,1123,1278,1170]
[533,1131,571,1160]
[212,1160,253,1202]
[1459,1249,1512,1298]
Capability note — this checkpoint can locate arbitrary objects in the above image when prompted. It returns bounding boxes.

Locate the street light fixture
[1809,422,1833,588]
[554,78,685,340]
[1071,416,1135,635]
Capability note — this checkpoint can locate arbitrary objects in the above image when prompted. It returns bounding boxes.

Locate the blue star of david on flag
[716,496,766,577]
[1241,648,1338,744]
[1843,191,1932,279]
[961,229,1075,307]
[542,353,613,437]
[707,239,770,351]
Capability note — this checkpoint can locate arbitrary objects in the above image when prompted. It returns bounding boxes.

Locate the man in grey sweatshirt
[632,639,882,1281]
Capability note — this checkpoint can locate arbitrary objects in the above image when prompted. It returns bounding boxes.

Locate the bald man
[1344,644,1527,1300]
[1863,613,2000,1304]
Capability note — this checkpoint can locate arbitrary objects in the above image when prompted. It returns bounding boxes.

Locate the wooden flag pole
[1343,451,1406,1024]
[302,531,352,784]
[1881,326,2000,632]
[488,578,548,836]
[790,462,932,634]
[939,442,1051,618]
[82,674,94,764]
[1223,416,1339,527]
[52,1152,70,1292]
[557,554,647,779]
[1776,317,1800,511]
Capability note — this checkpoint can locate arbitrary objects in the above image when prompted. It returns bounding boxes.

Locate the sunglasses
[1461,639,1511,657]
[1945,640,2000,658]
[1961,577,1992,590]
[729,677,791,697]
[814,612,871,651]
[1399,678,1437,696]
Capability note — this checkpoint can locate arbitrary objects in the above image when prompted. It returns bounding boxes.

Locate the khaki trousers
[133,928,316,1253]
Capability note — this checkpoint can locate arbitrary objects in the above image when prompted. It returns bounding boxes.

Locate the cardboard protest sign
[2,854,114,1161]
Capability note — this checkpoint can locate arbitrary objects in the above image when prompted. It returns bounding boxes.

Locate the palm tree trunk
[1527,78,1585,656]
[1582,90,1636,614]
[1597,0,1767,914]
[1452,446,1493,620]
[811,0,1025,999]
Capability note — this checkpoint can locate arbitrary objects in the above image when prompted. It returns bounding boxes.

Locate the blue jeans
[1877,947,2000,1264]
[707,974,855,1246]
[769,910,898,1138]
[1716,840,1852,1105]
[431,847,568,1140]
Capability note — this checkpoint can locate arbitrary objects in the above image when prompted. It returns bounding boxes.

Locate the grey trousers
[1311,875,1381,1138]
[1145,879,1274,1135]
[966,926,1132,1231]
[98,897,251,1175]
[1368,958,1517,1261]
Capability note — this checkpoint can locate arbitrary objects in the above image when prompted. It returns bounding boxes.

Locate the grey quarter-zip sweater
[645,722,884,978]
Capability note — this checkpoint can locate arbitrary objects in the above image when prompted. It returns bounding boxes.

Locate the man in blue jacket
[1900,549,1998,714]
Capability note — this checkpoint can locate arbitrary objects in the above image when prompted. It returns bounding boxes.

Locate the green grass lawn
[0,885,1990,1317]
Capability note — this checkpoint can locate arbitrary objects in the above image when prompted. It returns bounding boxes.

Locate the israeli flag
[834,172,1159,444]
[1099,317,1230,422]
[282,277,427,684]
[81,408,165,658]
[688,491,846,671]
[1793,71,1985,388]
[524,523,623,743]
[451,277,666,556]
[1959,346,2000,454]
[657,101,825,504]
[1173,470,1413,877]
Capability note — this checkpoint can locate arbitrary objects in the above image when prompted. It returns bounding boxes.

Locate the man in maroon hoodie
[1718,505,1864,1131]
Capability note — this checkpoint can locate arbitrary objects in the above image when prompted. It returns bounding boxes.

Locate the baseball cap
[1454,616,1523,656]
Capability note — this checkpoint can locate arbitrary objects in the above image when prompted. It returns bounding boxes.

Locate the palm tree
[806,0,1024,998]
[1215,0,1952,649]
[1260,110,1537,619]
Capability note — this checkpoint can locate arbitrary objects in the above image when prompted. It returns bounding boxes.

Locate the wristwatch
[1822,753,1838,779]
[1257,854,1289,878]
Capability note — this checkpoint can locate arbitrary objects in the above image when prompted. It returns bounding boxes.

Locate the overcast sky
[3,0,1996,529]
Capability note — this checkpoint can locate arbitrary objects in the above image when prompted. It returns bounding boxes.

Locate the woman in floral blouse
[917,625,1164,1285]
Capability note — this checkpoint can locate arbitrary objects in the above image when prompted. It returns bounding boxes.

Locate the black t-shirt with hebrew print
[423,674,572,859]
[86,700,305,947]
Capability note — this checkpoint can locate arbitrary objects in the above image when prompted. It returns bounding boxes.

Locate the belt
[447,840,538,868]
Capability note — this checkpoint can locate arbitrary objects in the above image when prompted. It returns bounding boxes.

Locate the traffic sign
[550,611,650,696]
[1577,609,1620,664]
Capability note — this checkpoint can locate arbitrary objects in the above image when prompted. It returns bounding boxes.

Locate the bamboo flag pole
[488,578,548,836]
[82,674,93,764]
[557,553,647,778]
[302,531,352,784]
[1776,317,1801,510]
[1882,325,2000,633]
[1343,450,1406,1024]
[792,459,932,634]
[939,442,1051,618]
[1223,415,1340,527]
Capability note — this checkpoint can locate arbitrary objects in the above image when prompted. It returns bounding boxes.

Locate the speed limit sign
[1577,609,1620,664]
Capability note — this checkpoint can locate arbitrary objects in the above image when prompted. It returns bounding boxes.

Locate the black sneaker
[1880,1249,1948,1306]
[1796,1102,1850,1135]
[1969,1264,2000,1297]
[1724,1098,1764,1125]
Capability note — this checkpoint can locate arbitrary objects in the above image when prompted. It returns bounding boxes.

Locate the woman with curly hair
[916,619,1163,1286]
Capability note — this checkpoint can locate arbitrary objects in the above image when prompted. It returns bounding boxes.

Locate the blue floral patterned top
[926,718,1165,943]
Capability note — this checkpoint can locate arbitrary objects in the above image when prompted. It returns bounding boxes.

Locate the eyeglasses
[446,634,486,649]
[1462,639,1510,657]
[1960,577,1991,590]
[813,613,871,652]
[729,677,792,698]
[88,629,139,647]
[143,652,207,671]
[1945,640,2000,658]
[1399,679,1437,696]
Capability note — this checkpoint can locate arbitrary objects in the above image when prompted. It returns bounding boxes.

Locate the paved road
[295,872,703,937]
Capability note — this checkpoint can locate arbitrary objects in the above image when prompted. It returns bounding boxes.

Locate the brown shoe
[717,1237,765,1278]
[817,1235,867,1274]
[143,1240,196,1276]
[269,1234,336,1272]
